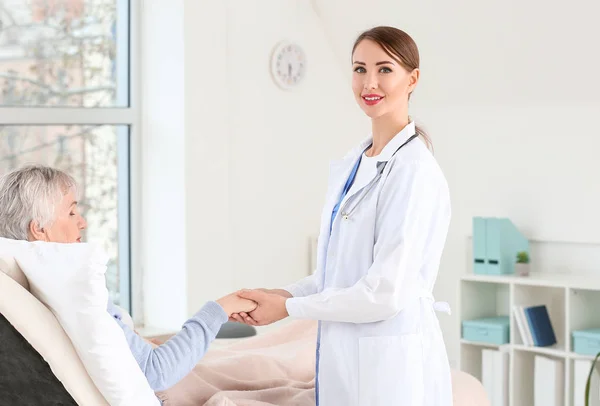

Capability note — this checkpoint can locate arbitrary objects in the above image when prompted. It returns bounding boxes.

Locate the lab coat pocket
[358,334,424,406]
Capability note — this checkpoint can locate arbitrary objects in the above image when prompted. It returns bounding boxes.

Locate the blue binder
[473,217,529,275]
[524,305,557,347]
[472,217,487,274]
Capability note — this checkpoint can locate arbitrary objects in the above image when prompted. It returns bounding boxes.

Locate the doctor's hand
[231,289,289,326]
[230,288,292,325]
[216,292,257,317]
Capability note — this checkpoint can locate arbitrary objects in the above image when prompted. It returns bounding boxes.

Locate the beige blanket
[157,320,317,406]
[156,320,489,406]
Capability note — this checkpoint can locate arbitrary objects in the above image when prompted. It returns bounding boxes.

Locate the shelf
[459,343,487,382]
[461,272,600,290]
[460,237,600,405]
[569,288,600,334]
[462,341,597,361]
[513,343,567,358]
[569,358,600,406]
[513,284,566,349]
[512,350,535,406]
[460,339,503,349]
[464,236,600,279]
[460,279,510,321]
[569,352,600,361]
[512,350,566,406]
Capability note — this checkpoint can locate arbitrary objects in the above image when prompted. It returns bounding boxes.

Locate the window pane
[0,125,129,307]
[0,0,128,107]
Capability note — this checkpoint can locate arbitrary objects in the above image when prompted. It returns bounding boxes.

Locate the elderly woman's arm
[107,295,252,392]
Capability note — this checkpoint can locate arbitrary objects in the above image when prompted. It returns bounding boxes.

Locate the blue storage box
[462,316,510,345]
[572,329,600,356]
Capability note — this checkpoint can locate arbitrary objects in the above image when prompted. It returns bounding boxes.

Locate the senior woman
[0,164,256,392]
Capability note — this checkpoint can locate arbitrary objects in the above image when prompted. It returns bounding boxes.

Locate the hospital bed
[0,255,490,405]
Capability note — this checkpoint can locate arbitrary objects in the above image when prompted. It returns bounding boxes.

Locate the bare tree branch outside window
[0,0,125,306]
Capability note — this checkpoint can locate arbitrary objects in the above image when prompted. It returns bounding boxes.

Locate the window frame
[0,0,142,316]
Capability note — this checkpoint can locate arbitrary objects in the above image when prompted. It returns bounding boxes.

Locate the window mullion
[0,108,137,125]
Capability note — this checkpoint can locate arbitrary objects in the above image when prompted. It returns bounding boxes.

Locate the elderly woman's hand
[216,292,257,317]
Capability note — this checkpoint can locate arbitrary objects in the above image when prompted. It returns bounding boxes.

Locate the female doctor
[233,26,453,406]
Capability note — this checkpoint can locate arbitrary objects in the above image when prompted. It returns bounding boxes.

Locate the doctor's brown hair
[352,26,433,151]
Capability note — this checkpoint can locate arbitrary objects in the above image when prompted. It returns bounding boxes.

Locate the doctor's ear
[407,68,420,93]
[28,220,48,242]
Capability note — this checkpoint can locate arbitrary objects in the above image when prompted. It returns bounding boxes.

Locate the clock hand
[288,63,292,77]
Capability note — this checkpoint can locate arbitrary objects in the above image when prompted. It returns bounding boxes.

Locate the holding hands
[216,292,258,317]
[230,289,292,326]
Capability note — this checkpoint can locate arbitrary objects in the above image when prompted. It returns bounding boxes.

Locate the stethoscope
[340,133,419,221]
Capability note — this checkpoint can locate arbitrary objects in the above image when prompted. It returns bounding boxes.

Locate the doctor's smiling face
[351,29,420,120]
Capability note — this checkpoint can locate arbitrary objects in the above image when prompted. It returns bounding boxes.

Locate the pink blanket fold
[157,320,318,406]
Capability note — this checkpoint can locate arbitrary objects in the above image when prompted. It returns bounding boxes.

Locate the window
[0,0,135,312]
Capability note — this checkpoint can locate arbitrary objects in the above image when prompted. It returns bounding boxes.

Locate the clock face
[270,42,306,89]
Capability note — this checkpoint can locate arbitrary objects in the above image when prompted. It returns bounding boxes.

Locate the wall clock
[270,41,307,90]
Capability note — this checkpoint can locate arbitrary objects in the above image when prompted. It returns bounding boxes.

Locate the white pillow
[0,238,160,406]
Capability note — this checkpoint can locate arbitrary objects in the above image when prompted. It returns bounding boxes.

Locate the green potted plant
[586,352,600,406]
[515,251,530,276]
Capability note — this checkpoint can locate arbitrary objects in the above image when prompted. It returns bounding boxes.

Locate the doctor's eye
[379,66,392,73]
[353,66,366,73]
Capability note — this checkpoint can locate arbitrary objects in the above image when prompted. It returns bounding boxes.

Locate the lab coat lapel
[341,122,417,205]
[324,137,371,213]
[316,139,371,279]
[338,160,378,206]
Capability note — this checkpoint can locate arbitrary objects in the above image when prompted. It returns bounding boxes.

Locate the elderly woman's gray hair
[0,165,77,240]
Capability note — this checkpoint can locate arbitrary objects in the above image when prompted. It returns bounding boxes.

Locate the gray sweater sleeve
[107,301,228,391]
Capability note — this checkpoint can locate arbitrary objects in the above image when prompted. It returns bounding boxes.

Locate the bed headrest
[0,268,109,405]
[0,256,30,291]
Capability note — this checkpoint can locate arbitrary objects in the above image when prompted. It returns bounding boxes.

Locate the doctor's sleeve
[282,273,318,297]
[285,161,450,323]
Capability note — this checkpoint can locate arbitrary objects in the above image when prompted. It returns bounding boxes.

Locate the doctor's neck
[367,111,410,157]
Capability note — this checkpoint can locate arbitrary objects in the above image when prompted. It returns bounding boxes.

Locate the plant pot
[515,263,530,276]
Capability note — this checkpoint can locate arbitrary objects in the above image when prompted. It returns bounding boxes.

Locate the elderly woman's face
[31,190,87,243]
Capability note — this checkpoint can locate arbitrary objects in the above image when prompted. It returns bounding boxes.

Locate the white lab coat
[284,122,453,406]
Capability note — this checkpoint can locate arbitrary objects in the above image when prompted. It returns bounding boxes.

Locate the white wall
[140,0,188,331]
[185,0,366,311]
[184,1,232,319]
[181,0,600,367]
